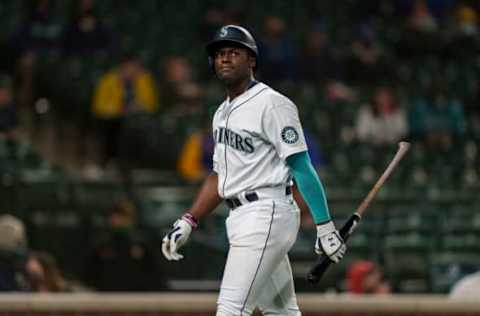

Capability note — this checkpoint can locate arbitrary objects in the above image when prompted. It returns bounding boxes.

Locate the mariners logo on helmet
[219,27,228,38]
[281,126,299,144]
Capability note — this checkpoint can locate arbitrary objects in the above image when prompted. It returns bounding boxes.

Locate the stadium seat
[429,253,480,293]
[15,169,72,212]
[137,186,196,229]
[384,240,432,293]
[439,205,480,252]
[72,178,125,211]
[26,207,89,276]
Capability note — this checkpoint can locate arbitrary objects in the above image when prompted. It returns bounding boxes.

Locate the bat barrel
[306,142,410,285]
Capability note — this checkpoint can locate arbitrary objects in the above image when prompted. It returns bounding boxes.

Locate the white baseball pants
[216,197,302,316]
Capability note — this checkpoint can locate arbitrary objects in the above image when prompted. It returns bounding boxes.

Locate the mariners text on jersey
[214,127,255,154]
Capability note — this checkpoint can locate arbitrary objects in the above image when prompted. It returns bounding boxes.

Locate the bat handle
[306,213,361,284]
[305,254,332,284]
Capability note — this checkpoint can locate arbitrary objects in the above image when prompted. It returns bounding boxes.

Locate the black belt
[225,186,292,210]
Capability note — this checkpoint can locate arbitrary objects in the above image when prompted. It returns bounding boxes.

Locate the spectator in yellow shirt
[92,53,159,167]
[177,116,214,183]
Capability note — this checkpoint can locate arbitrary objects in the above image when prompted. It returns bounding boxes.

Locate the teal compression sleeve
[286,151,331,224]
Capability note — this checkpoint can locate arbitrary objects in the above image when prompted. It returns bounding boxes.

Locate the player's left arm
[286,151,346,263]
[161,172,222,261]
[286,151,330,223]
[262,97,346,262]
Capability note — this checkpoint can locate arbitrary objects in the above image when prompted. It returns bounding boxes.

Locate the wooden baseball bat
[306,141,411,284]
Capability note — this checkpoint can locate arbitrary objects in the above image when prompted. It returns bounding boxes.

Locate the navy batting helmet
[206,25,258,69]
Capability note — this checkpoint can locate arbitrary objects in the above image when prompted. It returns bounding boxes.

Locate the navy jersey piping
[239,201,276,315]
[221,85,269,197]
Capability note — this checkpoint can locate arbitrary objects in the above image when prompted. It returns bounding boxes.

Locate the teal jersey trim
[286,151,331,224]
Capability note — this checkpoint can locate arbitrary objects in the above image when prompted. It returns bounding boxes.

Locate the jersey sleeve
[262,97,308,160]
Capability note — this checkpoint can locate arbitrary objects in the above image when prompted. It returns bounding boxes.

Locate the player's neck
[226,75,256,101]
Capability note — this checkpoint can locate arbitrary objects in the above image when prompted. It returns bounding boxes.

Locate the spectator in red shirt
[347,260,391,294]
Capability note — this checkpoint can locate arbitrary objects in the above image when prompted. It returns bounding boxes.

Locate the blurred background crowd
[0,0,479,295]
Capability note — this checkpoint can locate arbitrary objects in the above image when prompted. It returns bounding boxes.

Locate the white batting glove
[162,214,197,261]
[315,220,346,263]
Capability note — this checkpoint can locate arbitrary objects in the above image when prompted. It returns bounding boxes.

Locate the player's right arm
[188,172,222,220]
[162,172,222,261]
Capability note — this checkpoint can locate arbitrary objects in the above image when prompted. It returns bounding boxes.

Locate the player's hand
[315,220,346,263]
[162,217,194,261]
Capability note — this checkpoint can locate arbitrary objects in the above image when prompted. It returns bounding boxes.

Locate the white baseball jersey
[212,82,308,198]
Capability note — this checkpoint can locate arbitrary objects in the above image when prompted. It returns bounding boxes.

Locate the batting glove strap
[316,220,336,237]
[182,213,198,229]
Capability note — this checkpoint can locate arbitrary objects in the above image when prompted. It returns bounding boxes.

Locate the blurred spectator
[0,75,19,141]
[92,53,159,167]
[63,0,114,55]
[26,251,69,292]
[177,117,214,182]
[304,129,326,169]
[177,130,207,182]
[347,260,391,294]
[0,214,30,291]
[159,56,193,110]
[199,7,241,41]
[408,0,438,33]
[299,24,343,85]
[455,4,478,37]
[258,16,298,84]
[200,7,227,40]
[173,82,204,116]
[449,4,479,56]
[324,81,356,103]
[450,271,480,299]
[12,0,62,114]
[84,198,163,291]
[396,0,444,57]
[409,80,466,151]
[355,85,407,145]
[12,0,63,56]
[0,215,28,255]
[422,0,454,22]
[0,217,68,293]
[347,22,387,84]
[352,0,395,21]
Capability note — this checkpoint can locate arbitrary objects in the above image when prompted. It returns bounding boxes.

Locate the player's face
[213,46,255,85]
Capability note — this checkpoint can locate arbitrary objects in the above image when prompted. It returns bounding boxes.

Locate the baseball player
[162,25,346,316]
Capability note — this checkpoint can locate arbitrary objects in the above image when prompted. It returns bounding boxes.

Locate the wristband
[182,213,199,229]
